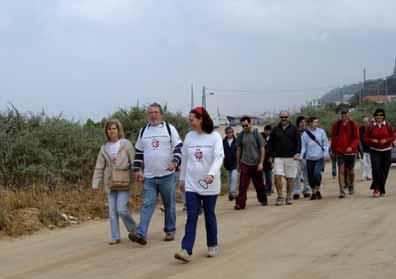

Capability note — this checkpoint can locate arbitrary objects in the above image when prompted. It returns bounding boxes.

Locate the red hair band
[193,106,204,115]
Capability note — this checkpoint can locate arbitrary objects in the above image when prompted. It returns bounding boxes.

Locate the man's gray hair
[149,102,163,114]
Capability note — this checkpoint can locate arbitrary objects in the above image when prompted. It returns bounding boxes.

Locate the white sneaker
[207,246,219,257]
[174,249,191,262]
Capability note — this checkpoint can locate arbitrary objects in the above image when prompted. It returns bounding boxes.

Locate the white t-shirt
[180,131,224,195]
[227,138,233,147]
[135,123,182,178]
[108,140,121,164]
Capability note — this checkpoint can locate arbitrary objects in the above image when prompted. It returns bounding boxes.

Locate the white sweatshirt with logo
[180,131,224,195]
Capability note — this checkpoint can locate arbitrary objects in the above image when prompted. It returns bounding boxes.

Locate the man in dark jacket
[223,126,238,201]
[268,111,301,206]
[261,125,273,195]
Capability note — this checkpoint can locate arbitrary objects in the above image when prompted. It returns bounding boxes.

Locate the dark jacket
[261,132,272,170]
[223,136,237,170]
[268,123,301,158]
[359,125,370,153]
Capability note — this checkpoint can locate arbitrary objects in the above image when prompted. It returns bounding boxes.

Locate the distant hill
[320,60,396,104]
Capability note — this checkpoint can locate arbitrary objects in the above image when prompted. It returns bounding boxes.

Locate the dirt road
[1,166,396,279]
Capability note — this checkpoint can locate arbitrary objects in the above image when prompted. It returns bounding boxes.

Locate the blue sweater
[301,128,329,161]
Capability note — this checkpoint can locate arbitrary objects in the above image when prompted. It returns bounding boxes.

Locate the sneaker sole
[174,253,190,262]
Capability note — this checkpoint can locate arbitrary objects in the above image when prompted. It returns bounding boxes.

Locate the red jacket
[331,120,360,155]
[364,122,395,151]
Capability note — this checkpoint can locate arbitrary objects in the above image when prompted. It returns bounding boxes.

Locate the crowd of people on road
[92,103,395,262]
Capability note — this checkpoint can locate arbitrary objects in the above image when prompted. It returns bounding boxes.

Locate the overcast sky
[1,0,396,121]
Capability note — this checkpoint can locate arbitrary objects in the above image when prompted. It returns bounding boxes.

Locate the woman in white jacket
[174,107,224,262]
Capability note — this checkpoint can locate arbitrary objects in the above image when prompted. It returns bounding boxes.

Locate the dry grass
[0,185,110,237]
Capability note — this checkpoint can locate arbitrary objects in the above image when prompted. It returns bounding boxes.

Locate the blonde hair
[104,119,125,141]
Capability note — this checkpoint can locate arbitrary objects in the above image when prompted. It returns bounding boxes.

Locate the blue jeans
[293,159,311,195]
[306,159,325,189]
[228,169,238,196]
[181,192,218,255]
[136,173,176,238]
[108,190,136,241]
[263,169,272,193]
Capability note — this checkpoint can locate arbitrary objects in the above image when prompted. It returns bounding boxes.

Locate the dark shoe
[303,193,311,199]
[198,207,203,215]
[316,191,323,200]
[228,194,234,201]
[310,193,317,200]
[348,186,354,195]
[164,233,175,242]
[338,191,346,199]
[234,205,242,210]
[128,232,147,246]
[108,239,121,245]
[292,194,300,200]
[261,200,268,206]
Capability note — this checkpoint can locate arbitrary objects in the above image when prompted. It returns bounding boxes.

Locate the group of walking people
[92,103,395,263]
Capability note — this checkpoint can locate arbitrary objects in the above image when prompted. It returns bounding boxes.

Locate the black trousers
[369,149,392,194]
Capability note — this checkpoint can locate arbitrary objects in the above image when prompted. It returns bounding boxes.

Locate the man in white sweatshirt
[129,103,183,245]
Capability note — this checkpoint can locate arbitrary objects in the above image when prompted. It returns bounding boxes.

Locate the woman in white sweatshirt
[174,106,224,262]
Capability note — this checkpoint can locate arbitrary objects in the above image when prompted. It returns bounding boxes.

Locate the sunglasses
[198,179,209,189]
[242,124,249,128]
[375,114,384,117]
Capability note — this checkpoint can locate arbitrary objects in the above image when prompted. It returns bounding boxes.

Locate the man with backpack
[129,103,183,245]
[268,111,301,205]
[234,116,268,210]
[331,108,360,198]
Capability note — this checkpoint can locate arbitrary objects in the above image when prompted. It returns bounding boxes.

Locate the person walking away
[364,108,395,197]
[292,116,311,199]
[92,119,136,245]
[174,107,224,262]
[301,117,330,200]
[223,126,238,201]
[268,111,301,206]
[359,117,373,181]
[234,116,268,210]
[129,103,183,245]
[261,125,273,195]
[330,108,360,198]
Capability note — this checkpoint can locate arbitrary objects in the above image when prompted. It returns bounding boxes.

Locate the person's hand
[372,139,379,143]
[257,163,263,172]
[346,147,352,153]
[133,171,144,182]
[293,154,300,161]
[380,139,387,144]
[179,180,185,192]
[167,161,177,171]
[204,175,214,184]
[92,188,99,193]
[324,156,330,162]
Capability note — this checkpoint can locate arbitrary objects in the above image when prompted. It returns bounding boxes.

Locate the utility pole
[190,84,194,110]
[385,78,388,96]
[202,86,206,109]
[362,68,366,104]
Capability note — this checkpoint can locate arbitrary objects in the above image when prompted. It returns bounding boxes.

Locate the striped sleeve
[172,142,183,166]
[133,148,144,171]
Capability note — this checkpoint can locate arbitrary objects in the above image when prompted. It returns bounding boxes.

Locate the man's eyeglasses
[198,179,209,189]
[375,114,384,117]
[242,124,249,128]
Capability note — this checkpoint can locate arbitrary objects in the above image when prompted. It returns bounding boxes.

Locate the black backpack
[139,122,172,144]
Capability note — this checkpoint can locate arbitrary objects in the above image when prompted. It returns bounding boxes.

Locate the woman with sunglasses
[174,106,224,262]
[364,108,395,197]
